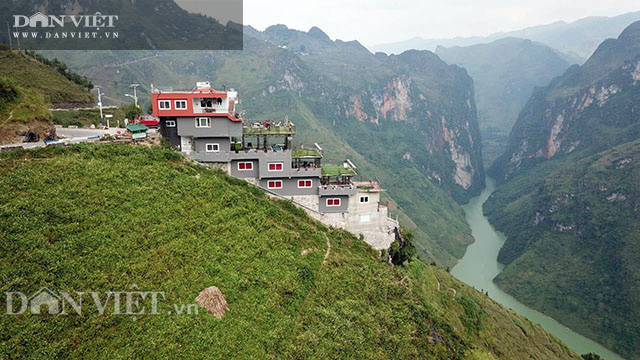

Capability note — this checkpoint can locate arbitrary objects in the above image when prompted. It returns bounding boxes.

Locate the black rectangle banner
[0,0,243,50]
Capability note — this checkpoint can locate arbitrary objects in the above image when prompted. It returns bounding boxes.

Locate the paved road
[57,127,124,138]
[1,128,126,150]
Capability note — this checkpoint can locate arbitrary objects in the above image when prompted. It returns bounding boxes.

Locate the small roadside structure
[125,124,148,140]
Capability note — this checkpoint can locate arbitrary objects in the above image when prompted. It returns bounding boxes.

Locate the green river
[451,178,624,360]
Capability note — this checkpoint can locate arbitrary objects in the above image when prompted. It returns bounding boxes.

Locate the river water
[451,178,623,360]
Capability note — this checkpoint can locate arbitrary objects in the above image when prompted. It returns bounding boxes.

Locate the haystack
[195,286,229,318]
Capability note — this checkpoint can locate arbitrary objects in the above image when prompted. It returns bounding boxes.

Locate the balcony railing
[318,183,356,196]
[243,122,295,135]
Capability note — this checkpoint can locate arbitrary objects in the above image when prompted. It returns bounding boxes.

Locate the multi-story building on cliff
[152,82,397,250]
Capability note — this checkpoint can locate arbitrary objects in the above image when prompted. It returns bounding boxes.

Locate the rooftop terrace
[243,122,295,136]
[354,181,382,192]
[292,148,323,158]
[321,165,356,177]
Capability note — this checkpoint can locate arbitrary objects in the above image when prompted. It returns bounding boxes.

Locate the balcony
[193,107,228,114]
[318,184,356,196]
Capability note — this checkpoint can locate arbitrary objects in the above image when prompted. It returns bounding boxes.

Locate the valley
[452,178,623,360]
[2,3,640,357]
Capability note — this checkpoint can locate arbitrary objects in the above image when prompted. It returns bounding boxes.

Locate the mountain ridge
[435,37,571,165]
[371,11,640,63]
[483,20,640,359]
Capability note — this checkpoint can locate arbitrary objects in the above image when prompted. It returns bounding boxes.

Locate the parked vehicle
[135,115,159,128]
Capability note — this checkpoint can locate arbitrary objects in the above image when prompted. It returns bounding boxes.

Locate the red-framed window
[237,162,253,171]
[268,162,284,171]
[298,180,313,188]
[267,180,283,189]
[326,198,341,207]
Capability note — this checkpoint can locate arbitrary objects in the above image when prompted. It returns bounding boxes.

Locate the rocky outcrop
[490,22,640,182]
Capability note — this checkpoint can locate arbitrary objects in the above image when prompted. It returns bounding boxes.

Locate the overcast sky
[176,0,640,47]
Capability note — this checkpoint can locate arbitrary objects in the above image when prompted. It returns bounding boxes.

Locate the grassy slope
[485,140,640,358]
[0,144,577,359]
[0,50,93,106]
[0,49,95,143]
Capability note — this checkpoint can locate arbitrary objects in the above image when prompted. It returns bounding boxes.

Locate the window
[165,120,176,127]
[267,180,283,189]
[196,117,211,128]
[158,100,171,110]
[237,162,254,171]
[268,162,284,171]
[298,180,313,188]
[360,196,369,203]
[326,198,341,207]
[205,143,219,152]
[175,100,187,110]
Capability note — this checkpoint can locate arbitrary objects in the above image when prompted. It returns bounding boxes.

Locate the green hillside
[0,47,94,144]
[485,139,640,358]
[0,144,577,359]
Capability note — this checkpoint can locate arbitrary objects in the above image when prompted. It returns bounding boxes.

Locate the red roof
[151,90,241,121]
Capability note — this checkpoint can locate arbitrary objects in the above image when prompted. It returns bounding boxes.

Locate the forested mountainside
[484,21,640,359]
[0,46,93,144]
[372,11,640,63]
[49,25,485,267]
[0,143,578,359]
[436,38,571,165]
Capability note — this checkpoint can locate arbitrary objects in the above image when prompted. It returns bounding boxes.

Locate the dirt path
[322,233,331,265]
[435,276,456,297]
[294,234,332,320]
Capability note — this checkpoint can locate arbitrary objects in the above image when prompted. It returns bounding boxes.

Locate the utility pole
[96,87,104,126]
[7,22,12,49]
[125,83,140,108]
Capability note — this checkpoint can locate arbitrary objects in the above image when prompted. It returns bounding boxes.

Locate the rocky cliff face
[436,38,572,166]
[490,21,640,182]
[250,27,484,199]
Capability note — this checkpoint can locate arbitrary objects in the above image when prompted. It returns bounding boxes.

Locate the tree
[389,228,416,266]
[122,102,142,120]
[581,353,601,360]
[0,77,20,110]
[146,102,153,115]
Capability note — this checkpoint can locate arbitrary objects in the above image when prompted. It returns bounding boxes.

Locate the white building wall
[303,188,397,250]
